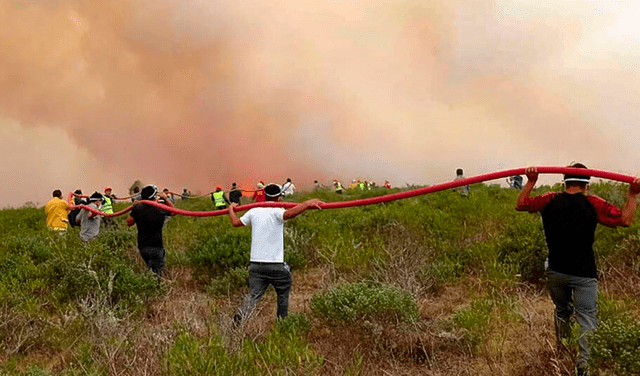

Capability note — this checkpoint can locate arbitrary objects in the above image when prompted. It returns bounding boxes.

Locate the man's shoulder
[248,206,285,215]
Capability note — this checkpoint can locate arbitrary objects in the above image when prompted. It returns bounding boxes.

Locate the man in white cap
[516,162,640,376]
[228,183,323,325]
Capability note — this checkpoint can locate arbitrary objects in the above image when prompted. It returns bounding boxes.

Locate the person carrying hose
[211,185,230,210]
[228,183,323,325]
[516,163,640,376]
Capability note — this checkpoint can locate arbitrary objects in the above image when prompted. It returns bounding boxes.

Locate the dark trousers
[235,262,292,323]
[139,247,165,276]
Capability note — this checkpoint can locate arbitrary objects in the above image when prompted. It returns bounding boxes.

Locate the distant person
[252,181,266,203]
[282,178,296,196]
[384,180,392,189]
[454,168,469,197]
[126,185,175,278]
[313,180,327,191]
[76,192,104,242]
[181,188,190,200]
[507,175,524,190]
[45,189,71,231]
[211,185,230,210]
[228,183,323,324]
[102,187,117,228]
[333,179,343,194]
[131,186,141,202]
[229,183,243,205]
[516,163,640,376]
[162,188,175,204]
[68,189,86,228]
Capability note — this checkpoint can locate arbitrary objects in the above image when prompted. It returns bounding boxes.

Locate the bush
[495,219,548,284]
[589,317,640,375]
[186,230,250,282]
[589,295,640,375]
[310,281,418,325]
[205,267,249,295]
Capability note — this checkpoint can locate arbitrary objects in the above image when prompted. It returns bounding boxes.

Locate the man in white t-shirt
[228,183,323,324]
[282,178,296,196]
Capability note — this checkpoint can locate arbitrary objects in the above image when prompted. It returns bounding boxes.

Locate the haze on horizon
[2,0,640,208]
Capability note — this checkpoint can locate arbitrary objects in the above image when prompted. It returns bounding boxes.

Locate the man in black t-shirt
[229,183,243,205]
[126,185,174,277]
[516,164,640,376]
[68,189,86,228]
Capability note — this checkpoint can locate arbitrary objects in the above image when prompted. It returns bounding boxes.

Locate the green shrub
[275,313,312,335]
[48,238,161,312]
[310,281,418,325]
[0,228,159,313]
[205,267,249,295]
[452,298,493,350]
[589,317,640,375]
[495,219,547,284]
[186,230,250,282]
[588,295,640,375]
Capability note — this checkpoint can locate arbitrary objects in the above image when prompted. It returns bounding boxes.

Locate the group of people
[210,179,297,210]
[45,185,175,280]
[44,163,640,375]
[311,178,392,194]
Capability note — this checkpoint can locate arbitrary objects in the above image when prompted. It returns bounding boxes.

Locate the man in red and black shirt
[516,163,640,376]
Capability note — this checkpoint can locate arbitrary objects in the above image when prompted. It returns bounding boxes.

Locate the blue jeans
[235,262,292,323]
[547,270,598,370]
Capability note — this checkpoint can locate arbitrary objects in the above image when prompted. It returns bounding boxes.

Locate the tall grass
[2,182,640,375]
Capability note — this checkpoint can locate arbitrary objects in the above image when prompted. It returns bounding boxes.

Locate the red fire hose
[67,166,637,218]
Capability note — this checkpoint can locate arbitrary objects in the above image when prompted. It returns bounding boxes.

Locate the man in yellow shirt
[45,190,70,231]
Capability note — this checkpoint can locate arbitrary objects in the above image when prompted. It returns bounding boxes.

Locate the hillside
[2,183,640,376]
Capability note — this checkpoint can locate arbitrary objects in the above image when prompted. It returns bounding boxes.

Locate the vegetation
[1,182,640,375]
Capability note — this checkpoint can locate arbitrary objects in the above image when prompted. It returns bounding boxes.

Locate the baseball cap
[563,162,591,184]
[141,185,158,200]
[89,192,103,202]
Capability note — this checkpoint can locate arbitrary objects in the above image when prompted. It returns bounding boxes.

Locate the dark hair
[287,178,292,182]
[52,190,62,198]
[133,186,140,193]
[456,168,463,175]
[74,189,82,195]
[264,184,282,201]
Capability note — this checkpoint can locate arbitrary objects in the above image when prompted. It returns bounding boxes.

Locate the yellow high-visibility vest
[212,191,226,207]
[102,196,114,214]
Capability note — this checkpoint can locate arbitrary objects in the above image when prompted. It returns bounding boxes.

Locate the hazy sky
[2,0,640,207]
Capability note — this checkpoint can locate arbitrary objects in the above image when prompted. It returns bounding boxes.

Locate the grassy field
[1,183,640,375]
